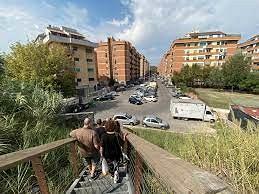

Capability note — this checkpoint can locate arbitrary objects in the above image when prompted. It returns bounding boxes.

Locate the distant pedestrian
[95,119,105,140]
[70,118,100,180]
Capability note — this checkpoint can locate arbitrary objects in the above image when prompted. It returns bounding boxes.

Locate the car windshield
[155,117,162,123]
[126,113,132,119]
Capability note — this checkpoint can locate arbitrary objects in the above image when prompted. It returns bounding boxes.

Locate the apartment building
[238,34,259,71]
[140,54,150,79]
[96,37,142,85]
[36,25,98,88]
[158,31,241,77]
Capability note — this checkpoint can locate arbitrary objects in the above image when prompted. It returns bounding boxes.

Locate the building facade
[140,54,150,79]
[96,37,142,85]
[158,31,241,77]
[36,25,98,88]
[238,35,259,71]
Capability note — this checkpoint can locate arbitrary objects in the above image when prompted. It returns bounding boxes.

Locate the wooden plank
[31,156,50,194]
[123,128,233,194]
[0,138,76,171]
[69,141,79,178]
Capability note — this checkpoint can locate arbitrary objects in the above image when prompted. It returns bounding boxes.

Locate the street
[89,81,213,133]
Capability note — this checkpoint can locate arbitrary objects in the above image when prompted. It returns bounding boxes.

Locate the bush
[132,123,259,193]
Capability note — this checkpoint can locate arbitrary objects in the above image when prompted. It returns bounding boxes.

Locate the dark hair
[96,119,102,125]
[102,120,106,126]
[105,120,115,132]
[114,121,121,133]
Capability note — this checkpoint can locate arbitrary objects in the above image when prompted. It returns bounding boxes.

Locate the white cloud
[115,0,259,64]
[107,16,130,27]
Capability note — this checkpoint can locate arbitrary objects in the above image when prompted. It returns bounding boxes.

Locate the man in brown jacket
[70,118,100,179]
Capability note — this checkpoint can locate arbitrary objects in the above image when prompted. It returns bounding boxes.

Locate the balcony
[43,34,98,48]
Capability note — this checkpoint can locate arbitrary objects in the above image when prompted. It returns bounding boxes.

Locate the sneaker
[114,170,119,183]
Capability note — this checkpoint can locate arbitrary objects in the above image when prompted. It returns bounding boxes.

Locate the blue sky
[1,0,259,65]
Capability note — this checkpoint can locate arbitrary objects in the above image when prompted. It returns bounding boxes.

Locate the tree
[150,66,157,74]
[0,53,4,76]
[5,42,75,97]
[239,72,259,94]
[207,67,225,89]
[222,53,251,89]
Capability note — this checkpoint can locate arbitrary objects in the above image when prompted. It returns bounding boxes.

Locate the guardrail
[0,129,233,194]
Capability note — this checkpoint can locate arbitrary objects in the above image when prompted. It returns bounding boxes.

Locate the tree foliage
[222,53,251,89]
[171,54,257,93]
[5,42,75,97]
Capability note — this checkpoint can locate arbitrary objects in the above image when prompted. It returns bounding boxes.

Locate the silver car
[142,115,169,129]
[113,113,139,126]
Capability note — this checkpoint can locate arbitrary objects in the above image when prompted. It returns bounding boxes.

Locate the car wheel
[143,124,147,127]
[210,119,215,123]
[161,126,166,130]
[130,122,134,126]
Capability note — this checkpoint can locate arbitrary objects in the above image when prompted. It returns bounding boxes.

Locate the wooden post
[69,141,79,178]
[134,152,143,194]
[31,156,49,194]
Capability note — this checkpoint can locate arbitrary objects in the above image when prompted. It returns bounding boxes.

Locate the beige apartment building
[36,25,98,88]
[238,34,259,71]
[96,37,142,85]
[140,54,150,79]
[158,31,241,77]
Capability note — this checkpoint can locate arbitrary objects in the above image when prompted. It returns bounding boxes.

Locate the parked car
[116,86,126,92]
[142,115,169,129]
[113,113,139,125]
[96,94,114,101]
[107,91,117,97]
[130,94,142,101]
[177,94,191,99]
[144,95,158,102]
[129,96,143,105]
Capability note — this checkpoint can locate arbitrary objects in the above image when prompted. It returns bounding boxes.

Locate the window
[74,58,79,62]
[186,57,189,61]
[105,53,107,57]
[72,46,78,51]
[77,78,81,82]
[206,111,212,115]
[89,78,95,81]
[151,119,158,123]
[88,68,94,72]
[146,119,151,122]
[87,59,93,62]
[86,48,92,53]
[193,57,197,60]
[217,42,220,45]
[74,67,80,72]
[114,59,117,64]
[194,43,198,46]
[199,42,206,46]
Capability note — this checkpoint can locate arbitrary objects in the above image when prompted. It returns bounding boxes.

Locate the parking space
[89,81,213,133]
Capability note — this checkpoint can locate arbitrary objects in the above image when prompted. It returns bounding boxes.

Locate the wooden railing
[124,129,233,194]
[0,129,233,194]
[0,138,78,194]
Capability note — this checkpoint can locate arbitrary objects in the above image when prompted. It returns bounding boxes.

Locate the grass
[194,88,259,109]
[131,123,259,193]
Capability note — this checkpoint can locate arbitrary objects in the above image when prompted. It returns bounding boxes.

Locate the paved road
[89,81,213,133]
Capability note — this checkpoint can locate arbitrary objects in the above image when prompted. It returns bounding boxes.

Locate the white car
[144,95,157,102]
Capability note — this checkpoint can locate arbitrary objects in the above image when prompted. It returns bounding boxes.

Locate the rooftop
[232,105,259,120]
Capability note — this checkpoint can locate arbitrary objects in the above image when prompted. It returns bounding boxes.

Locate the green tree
[150,66,157,74]
[239,72,259,94]
[222,53,251,89]
[0,53,4,76]
[207,67,225,89]
[5,42,75,97]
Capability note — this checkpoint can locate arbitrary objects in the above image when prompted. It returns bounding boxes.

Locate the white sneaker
[114,170,119,183]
